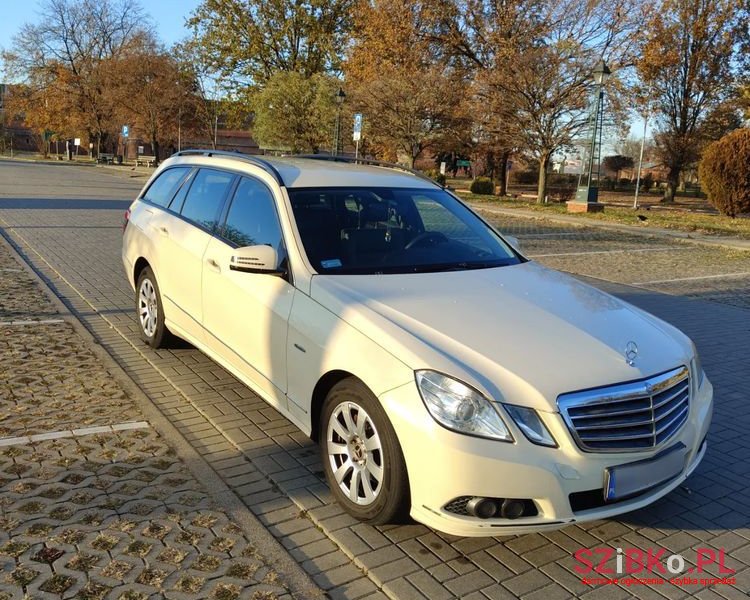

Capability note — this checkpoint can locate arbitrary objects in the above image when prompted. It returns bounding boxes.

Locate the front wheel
[136,267,170,348]
[319,378,409,524]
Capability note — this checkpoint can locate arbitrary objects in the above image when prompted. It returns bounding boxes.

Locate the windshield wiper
[409,261,500,273]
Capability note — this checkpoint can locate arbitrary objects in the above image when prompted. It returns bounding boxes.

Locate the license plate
[604,443,686,502]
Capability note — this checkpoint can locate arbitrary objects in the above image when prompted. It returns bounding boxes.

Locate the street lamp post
[570,59,610,213]
[333,87,346,155]
[633,113,648,209]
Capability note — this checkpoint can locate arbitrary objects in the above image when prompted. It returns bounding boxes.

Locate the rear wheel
[320,378,409,524]
[136,267,170,348]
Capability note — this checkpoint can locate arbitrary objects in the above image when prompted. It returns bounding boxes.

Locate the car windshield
[287,187,522,274]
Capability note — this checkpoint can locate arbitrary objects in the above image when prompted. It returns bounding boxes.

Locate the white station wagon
[122,150,713,537]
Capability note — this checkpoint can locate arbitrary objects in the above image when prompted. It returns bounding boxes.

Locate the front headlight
[503,404,557,447]
[690,341,705,392]
[415,370,513,442]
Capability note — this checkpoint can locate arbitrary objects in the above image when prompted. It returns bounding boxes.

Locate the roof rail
[290,155,443,188]
[174,149,285,186]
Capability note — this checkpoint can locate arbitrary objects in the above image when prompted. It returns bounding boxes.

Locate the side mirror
[504,235,521,252]
[229,245,281,274]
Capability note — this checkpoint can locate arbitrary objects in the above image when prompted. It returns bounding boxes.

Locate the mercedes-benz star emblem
[625,341,638,366]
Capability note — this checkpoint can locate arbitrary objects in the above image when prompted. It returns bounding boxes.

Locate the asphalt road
[1,159,749,600]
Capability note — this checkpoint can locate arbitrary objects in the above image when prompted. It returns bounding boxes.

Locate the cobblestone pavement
[0,220,315,598]
[1,160,749,600]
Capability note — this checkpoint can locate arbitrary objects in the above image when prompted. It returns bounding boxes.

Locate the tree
[637,0,748,202]
[603,154,635,180]
[346,0,468,167]
[429,0,640,203]
[105,43,193,164]
[698,128,750,217]
[188,0,355,91]
[250,71,339,153]
[1,68,75,157]
[1,0,150,155]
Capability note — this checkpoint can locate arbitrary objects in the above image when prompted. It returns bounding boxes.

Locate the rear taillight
[122,208,131,233]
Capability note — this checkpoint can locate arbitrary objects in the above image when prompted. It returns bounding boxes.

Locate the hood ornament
[624,341,638,366]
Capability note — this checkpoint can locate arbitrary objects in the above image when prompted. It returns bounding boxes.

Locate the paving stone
[503,569,553,596]
[443,569,495,596]
[0,240,308,600]
[3,163,750,600]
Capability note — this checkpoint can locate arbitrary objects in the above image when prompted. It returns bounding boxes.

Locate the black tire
[135,266,171,348]
[319,378,410,524]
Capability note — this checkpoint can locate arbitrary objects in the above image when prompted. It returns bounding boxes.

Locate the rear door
[202,175,294,408]
[159,168,236,338]
[128,166,192,284]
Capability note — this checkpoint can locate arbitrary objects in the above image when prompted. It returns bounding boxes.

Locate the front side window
[221,177,285,260]
[288,187,521,274]
[180,168,234,231]
[142,167,191,207]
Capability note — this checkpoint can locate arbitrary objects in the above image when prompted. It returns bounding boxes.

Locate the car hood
[310,262,692,412]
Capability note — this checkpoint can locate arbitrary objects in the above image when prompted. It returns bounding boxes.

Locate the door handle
[206,258,221,273]
[158,226,169,236]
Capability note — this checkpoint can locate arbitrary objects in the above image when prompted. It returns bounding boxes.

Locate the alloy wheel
[326,401,384,506]
[138,278,158,338]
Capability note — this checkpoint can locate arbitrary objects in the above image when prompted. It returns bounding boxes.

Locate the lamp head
[593,59,611,85]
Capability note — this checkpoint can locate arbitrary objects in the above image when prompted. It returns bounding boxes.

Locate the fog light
[500,498,525,519]
[466,497,499,519]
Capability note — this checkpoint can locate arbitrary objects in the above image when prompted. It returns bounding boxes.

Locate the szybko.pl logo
[574,547,736,587]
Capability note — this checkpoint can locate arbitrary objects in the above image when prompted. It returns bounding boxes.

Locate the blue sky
[0,0,203,53]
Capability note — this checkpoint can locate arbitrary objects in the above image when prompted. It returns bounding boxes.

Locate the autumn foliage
[698,129,750,217]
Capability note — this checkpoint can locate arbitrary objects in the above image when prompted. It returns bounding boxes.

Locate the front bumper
[380,374,713,537]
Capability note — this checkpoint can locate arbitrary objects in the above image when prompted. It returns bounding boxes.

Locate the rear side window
[222,177,283,249]
[180,168,234,231]
[142,167,191,207]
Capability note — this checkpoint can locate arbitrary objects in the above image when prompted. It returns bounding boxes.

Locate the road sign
[122,125,129,138]
[440,162,446,175]
[353,113,362,141]
[457,159,471,167]
[74,138,81,146]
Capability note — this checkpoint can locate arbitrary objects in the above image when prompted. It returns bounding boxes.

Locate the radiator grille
[558,367,690,453]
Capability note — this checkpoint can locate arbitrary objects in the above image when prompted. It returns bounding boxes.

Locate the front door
[201,176,295,408]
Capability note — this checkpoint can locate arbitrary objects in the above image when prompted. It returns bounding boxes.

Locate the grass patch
[457,192,750,239]
[101,560,133,579]
[174,575,205,593]
[91,533,119,551]
[10,565,39,586]
[125,540,152,558]
[77,581,111,600]
[0,540,30,557]
[226,562,257,579]
[192,554,221,572]
[39,574,75,594]
[136,567,167,587]
[67,552,100,571]
[212,583,241,600]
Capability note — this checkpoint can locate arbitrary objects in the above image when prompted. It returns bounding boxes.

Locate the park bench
[97,153,114,164]
[136,155,156,167]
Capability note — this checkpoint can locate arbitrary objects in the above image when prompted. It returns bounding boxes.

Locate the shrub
[424,169,447,186]
[470,177,495,195]
[510,169,538,185]
[699,128,750,217]
[548,173,577,186]
[547,186,575,203]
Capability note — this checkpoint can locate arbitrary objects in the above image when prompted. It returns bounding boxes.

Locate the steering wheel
[404,231,449,250]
